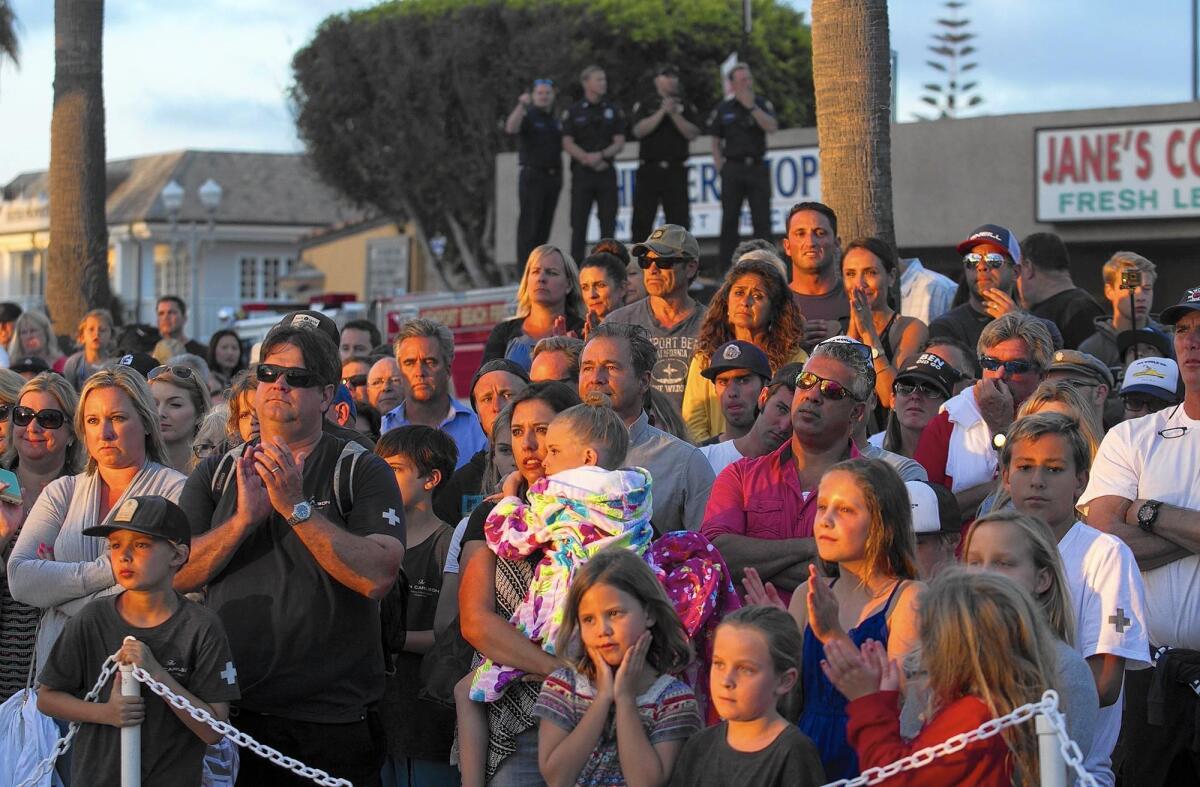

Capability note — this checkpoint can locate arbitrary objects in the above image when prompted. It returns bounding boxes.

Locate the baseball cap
[1160,285,1200,325]
[83,495,191,546]
[955,223,1022,263]
[1116,327,1173,360]
[115,353,160,378]
[10,356,50,375]
[631,224,700,260]
[906,481,962,536]
[655,64,679,77]
[274,310,339,346]
[331,383,358,421]
[1120,357,1181,402]
[1047,349,1114,389]
[0,302,22,323]
[894,352,962,399]
[701,341,772,382]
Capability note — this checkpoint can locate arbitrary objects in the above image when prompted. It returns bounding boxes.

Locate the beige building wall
[300,223,401,298]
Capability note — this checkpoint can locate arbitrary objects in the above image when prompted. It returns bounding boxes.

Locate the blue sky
[1,0,1194,183]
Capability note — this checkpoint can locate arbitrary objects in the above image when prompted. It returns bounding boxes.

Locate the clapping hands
[820,638,899,702]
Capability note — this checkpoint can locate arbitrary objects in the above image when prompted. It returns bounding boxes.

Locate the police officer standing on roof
[710,62,778,272]
[562,65,626,262]
[630,65,701,242]
[506,77,564,265]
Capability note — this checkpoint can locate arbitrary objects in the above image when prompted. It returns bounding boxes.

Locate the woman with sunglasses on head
[8,366,186,686]
[207,329,246,391]
[61,309,116,391]
[482,245,586,371]
[683,257,807,443]
[0,373,82,702]
[148,364,213,474]
[843,238,928,411]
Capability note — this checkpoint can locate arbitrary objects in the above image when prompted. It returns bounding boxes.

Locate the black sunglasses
[343,374,368,387]
[637,256,689,270]
[257,363,321,389]
[893,381,946,400]
[12,406,66,429]
[0,403,12,421]
[149,364,195,381]
[979,355,1039,376]
[795,371,860,401]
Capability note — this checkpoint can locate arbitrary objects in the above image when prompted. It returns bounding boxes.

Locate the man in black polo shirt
[630,64,701,242]
[176,325,405,786]
[709,62,779,271]
[505,77,564,264]
[562,65,626,262]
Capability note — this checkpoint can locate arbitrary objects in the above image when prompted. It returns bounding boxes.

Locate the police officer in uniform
[562,65,626,262]
[630,64,701,242]
[506,77,563,264]
[709,62,779,271]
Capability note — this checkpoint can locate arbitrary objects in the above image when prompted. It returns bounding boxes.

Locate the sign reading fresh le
[1036,120,1200,221]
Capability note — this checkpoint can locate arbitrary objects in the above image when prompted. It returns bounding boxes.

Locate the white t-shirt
[699,439,743,477]
[1058,521,1151,785]
[1078,405,1200,650]
[442,516,470,575]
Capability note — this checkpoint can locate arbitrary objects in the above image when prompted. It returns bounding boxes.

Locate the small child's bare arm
[38,672,145,728]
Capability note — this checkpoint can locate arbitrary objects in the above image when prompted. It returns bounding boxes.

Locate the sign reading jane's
[1036,120,1200,221]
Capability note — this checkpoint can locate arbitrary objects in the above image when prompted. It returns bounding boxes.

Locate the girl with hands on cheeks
[534,547,700,787]
[742,458,923,781]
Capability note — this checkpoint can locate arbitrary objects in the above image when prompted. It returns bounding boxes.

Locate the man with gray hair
[701,339,872,598]
[381,318,485,469]
[530,335,584,384]
[915,311,1053,517]
[579,322,714,534]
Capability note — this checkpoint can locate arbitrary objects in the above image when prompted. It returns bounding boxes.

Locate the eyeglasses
[637,256,689,270]
[0,403,12,421]
[1158,405,1189,439]
[1122,395,1162,412]
[256,363,320,388]
[795,371,861,401]
[893,381,945,400]
[12,406,66,429]
[963,252,1011,270]
[979,355,1039,376]
[343,374,368,388]
[148,364,195,381]
[192,441,220,459]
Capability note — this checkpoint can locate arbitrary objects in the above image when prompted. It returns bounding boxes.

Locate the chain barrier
[821,690,1097,787]
[16,653,352,787]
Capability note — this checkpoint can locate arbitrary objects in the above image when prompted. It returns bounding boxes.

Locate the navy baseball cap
[701,341,772,382]
[115,352,160,378]
[10,356,50,375]
[1160,285,1200,325]
[1116,328,1172,360]
[956,224,1022,263]
[83,495,191,546]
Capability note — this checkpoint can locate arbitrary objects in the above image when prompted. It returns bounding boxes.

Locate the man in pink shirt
[701,339,871,595]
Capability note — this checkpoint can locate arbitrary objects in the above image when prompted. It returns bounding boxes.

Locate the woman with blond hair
[482,244,586,371]
[61,309,116,390]
[0,373,83,701]
[147,363,212,474]
[7,366,186,674]
[8,310,65,373]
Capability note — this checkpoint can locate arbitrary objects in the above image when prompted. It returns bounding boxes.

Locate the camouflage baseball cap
[631,224,700,260]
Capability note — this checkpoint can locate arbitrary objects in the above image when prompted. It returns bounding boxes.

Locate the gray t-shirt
[39,594,240,787]
[668,721,825,786]
[604,297,703,414]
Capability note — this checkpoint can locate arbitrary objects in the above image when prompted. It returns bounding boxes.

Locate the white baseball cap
[1120,357,1181,402]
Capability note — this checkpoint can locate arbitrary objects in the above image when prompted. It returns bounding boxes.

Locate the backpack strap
[332,440,368,519]
[210,443,248,499]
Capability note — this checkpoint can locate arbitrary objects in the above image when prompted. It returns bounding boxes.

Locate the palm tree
[0,0,18,70]
[810,0,895,248]
[46,0,114,335]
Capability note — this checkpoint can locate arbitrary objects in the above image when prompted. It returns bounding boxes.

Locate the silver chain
[16,654,352,787]
[822,691,1099,787]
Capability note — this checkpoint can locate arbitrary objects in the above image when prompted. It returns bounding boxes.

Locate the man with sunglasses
[177,325,405,787]
[701,340,872,599]
[562,65,626,262]
[914,312,1053,519]
[1119,357,1181,423]
[1079,287,1200,785]
[506,76,564,263]
[604,224,704,416]
[341,356,372,402]
[928,224,1063,354]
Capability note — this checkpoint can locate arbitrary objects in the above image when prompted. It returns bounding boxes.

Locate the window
[16,251,43,297]
[154,243,190,301]
[239,256,291,301]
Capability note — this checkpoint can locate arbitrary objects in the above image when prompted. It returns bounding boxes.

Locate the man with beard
[701,341,870,596]
[699,357,800,477]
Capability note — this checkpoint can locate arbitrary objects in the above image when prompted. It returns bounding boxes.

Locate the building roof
[1,150,364,228]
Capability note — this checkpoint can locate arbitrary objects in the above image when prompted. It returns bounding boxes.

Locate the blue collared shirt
[380,398,487,470]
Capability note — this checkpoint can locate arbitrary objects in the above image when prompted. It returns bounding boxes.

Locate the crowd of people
[0,195,1197,787]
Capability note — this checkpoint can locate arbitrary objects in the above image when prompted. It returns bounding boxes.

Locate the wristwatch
[991,432,1007,451]
[286,499,314,527]
[1136,500,1163,533]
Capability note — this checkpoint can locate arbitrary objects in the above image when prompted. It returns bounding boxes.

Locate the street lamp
[160,178,221,337]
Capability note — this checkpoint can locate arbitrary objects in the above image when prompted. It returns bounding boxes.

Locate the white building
[0,150,361,340]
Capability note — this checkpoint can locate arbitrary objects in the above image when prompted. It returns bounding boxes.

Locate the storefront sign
[1036,120,1200,221]
[586,146,821,241]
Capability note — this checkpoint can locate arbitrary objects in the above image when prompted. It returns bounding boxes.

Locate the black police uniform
[630,94,699,242]
[562,97,626,261]
[709,95,776,268]
[515,106,563,265]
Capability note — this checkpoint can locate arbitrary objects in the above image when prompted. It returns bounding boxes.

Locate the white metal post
[1037,713,1066,787]
[120,663,140,787]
